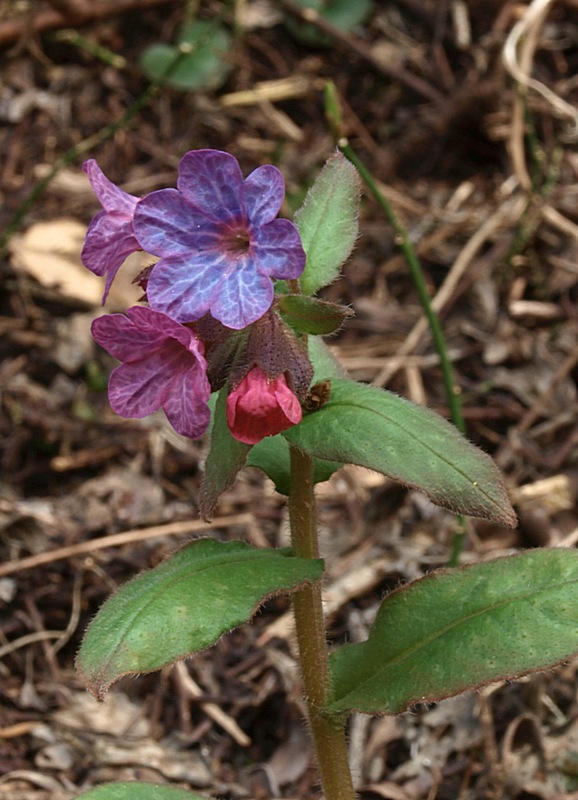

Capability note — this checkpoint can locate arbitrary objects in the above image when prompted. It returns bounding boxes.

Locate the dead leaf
[9,219,142,309]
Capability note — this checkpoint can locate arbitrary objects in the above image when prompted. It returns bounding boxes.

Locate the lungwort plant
[76,149,578,800]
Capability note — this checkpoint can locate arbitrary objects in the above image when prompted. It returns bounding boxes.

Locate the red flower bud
[226,367,302,444]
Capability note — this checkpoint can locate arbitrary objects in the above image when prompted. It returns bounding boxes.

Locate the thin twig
[0,630,65,661]
[371,193,527,387]
[503,0,578,152]
[0,514,254,578]
[495,347,578,468]
[279,0,445,104]
[173,662,251,747]
[0,0,180,49]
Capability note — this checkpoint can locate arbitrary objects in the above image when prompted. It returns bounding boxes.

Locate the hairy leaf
[199,388,251,519]
[308,335,349,383]
[77,539,323,699]
[76,783,206,800]
[283,379,516,526]
[278,294,353,335]
[296,153,361,295]
[247,434,340,495]
[328,549,578,715]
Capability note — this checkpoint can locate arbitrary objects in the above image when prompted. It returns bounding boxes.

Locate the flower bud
[226,367,302,444]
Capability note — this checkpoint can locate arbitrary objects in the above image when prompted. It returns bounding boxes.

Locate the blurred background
[1,1,577,798]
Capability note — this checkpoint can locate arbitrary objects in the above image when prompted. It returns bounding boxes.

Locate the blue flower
[133,149,306,330]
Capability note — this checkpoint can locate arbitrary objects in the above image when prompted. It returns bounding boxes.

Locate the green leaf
[295,153,361,296]
[278,294,353,335]
[328,549,578,715]
[140,21,232,91]
[199,388,251,520]
[76,539,323,699]
[76,782,206,800]
[308,334,349,382]
[247,434,341,495]
[283,379,516,526]
[285,0,373,48]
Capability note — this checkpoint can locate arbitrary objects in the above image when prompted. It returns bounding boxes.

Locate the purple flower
[91,306,211,439]
[81,160,141,302]
[133,150,306,330]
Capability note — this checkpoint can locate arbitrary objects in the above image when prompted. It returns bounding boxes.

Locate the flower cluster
[83,150,309,444]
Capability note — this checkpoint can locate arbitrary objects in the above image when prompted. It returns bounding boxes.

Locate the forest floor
[1,1,577,799]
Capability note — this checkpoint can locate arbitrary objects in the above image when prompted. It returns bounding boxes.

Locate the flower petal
[252,218,306,279]
[210,261,273,329]
[90,306,210,440]
[243,165,285,226]
[177,150,245,224]
[162,360,211,439]
[84,149,306,330]
[81,212,141,299]
[274,379,302,423]
[83,160,138,215]
[91,312,167,362]
[107,353,170,418]
[147,253,227,323]
[81,160,141,301]
[125,305,204,352]
[134,189,222,257]
[226,367,301,444]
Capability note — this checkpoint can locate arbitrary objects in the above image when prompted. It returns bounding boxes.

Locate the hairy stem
[288,445,356,800]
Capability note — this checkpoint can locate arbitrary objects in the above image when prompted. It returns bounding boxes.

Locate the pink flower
[81,159,141,302]
[226,367,302,445]
[91,306,211,439]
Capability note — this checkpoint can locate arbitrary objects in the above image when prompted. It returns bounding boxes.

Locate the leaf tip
[501,502,518,529]
[197,490,215,522]
[75,657,111,702]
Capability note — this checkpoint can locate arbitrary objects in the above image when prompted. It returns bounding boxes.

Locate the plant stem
[343,141,470,566]
[288,444,356,800]
[339,142,466,436]
[324,81,465,436]
[325,81,469,564]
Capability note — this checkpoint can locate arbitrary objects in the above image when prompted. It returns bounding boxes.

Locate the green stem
[325,80,463,434]
[340,141,469,565]
[338,141,466,437]
[448,527,466,567]
[325,81,468,563]
[288,445,356,800]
